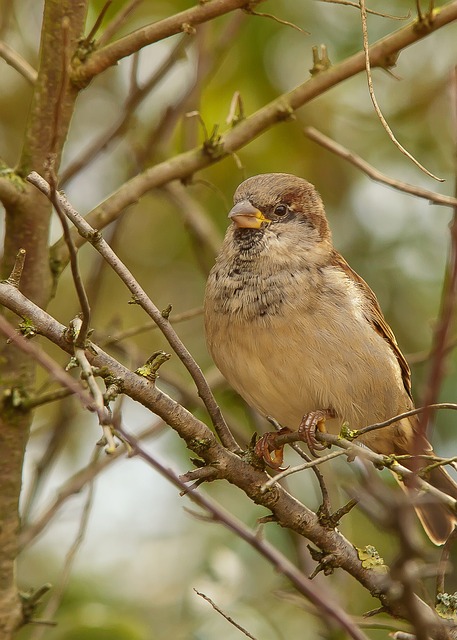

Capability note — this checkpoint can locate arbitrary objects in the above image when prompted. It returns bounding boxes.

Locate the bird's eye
[274,204,288,217]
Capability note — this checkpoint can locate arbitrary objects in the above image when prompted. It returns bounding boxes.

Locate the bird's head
[226,173,332,257]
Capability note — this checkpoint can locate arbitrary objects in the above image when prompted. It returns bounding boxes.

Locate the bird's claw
[299,410,329,457]
[254,427,291,470]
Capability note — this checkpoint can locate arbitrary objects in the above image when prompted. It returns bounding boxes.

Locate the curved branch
[71,0,265,87]
[28,171,238,454]
[0,279,453,637]
[51,0,457,268]
[0,41,37,84]
[305,127,457,207]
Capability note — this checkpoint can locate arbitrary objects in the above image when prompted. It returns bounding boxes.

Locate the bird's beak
[228,200,269,229]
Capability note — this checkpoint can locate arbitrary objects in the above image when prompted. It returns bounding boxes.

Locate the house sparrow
[204,172,457,545]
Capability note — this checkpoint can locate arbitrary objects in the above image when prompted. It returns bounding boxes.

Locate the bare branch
[0,41,37,84]
[49,190,91,348]
[70,317,116,452]
[359,0,443,181]
[0,315,96,415]
[261,450,346,492]
[27,172,239,454]
[51,1,457,267]
[319,0,410,20]
[119,427,371,640]
[194,590,259,640]
[305,127,457,207]
[316,431,457,512]
[353,404,457,439]
[71,0,266,87]
[0,279,451,632]
[418,67,457,436]
[244,8,310,34]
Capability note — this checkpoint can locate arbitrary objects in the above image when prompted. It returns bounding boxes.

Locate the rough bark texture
[0,2,88,637]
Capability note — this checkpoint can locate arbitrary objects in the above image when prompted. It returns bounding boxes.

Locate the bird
[204,172,457,545]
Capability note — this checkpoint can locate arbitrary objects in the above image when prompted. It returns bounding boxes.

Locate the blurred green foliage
[2,0,457,638]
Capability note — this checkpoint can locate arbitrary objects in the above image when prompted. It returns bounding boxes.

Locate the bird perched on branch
[204,172,457,545]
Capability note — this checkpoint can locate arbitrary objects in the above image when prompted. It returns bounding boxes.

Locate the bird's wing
[331,251,412,401]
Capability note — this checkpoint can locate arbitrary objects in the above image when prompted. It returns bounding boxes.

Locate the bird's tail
[401,449,457,545]
[415,463,457,545]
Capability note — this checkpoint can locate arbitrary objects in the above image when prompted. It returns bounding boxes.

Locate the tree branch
[0,41,37,84]
[305,127,457,207]
[51,0,457,269]
[70,0,266,87]
[0,279,453,636]
[28,172,238,454]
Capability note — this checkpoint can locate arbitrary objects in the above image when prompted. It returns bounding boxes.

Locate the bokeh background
[1,0,457,638]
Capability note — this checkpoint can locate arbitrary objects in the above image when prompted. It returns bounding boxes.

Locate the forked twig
[27,171,239,454]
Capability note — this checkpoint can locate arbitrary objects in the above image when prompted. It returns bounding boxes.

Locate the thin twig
[261,451,346,493]
[50,193,91,348]
[352,403,457,438]
[194,590,259,640]
[316,432,457,511]
[27,172,239,454]
[118,426,370,640]
[359,0,443,181]
[435,526,457,596]
[103,306,203,345]
[70,317,116,452]
[29,462,97,640]
[318,0,410,19]
[61,36,188,185]
[418,67,457,436]
[244,8,309,34]
[96,0,143,48]
[305,127,457,208]
[0,314,96,414]
[0,41,37,84]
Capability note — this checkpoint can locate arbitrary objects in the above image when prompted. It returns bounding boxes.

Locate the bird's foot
[298,410,330,457]
[254,427,292,470]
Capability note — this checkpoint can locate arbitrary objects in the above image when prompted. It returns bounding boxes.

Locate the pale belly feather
[205,270,410,443]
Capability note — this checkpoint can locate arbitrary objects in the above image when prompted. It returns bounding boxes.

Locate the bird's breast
[204,262,410,433]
